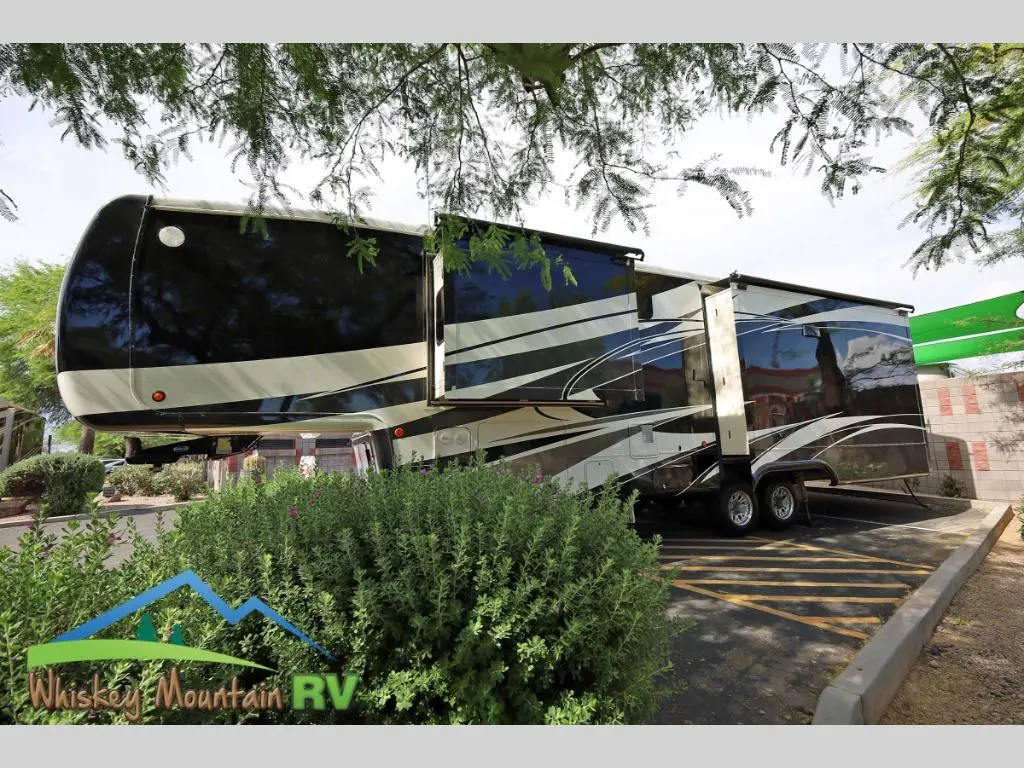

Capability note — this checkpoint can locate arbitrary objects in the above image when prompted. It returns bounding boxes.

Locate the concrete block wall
[869,371,1024,503]
[207,434,355,491]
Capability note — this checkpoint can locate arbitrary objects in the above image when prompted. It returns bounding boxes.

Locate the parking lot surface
[639,489,990,724]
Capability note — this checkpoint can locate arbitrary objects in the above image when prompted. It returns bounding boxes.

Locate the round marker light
[701,441,708,449]
[152,391,166,402]
[158,226,186,248]
[394,427,405,438]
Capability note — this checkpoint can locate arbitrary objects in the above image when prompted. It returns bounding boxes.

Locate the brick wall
[869,371,1024,502]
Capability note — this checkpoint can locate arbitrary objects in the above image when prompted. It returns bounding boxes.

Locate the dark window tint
[131,211,424,368]
[260,439,295,450]
[58,196,147,372]
[634,272,691,321]
[738,319,919,433]
[738,322,833,431]
[441,239,639,401]
[446,241,631,324]
[316,437,351,448]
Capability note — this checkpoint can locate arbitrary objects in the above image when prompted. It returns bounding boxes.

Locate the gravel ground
[882,522,1024,725]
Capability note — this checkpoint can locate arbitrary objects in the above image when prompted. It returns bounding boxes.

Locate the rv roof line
[148,197,432,238]
[723,272,915,313]
[147,197,644,259]
[433,212,645,261]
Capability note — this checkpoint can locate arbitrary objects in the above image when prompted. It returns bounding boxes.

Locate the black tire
[759,479,800,530]
[716,481,759,536]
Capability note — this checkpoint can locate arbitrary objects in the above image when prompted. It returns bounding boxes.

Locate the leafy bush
[0,453,104,517]
[107,465,158,497]
[158,457,683,724]
[1,511,160,723]
[940,474,967,498]
[242,454,267,483]
[0,454,47,498]
[1017,496,1023,539]
[1,459,684,724]
[153,461,206,501]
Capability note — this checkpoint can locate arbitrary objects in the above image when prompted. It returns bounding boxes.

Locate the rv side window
[130,210,425,367]
[441,239,641,402]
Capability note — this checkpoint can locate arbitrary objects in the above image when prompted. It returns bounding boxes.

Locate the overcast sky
[2,91,1022,330]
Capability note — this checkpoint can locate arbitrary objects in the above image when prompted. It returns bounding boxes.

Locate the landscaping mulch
[882,523,1024,725]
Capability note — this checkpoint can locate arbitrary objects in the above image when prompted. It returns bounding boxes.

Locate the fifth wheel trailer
[54,195,930,534]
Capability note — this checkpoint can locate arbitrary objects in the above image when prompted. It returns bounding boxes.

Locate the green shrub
[940,474,967,498]
[154,461,206,501]
[1,458,685,724]
[242,454,267,483]
[157,457,683,724]
[0,453,104,517]
[0,454,47,498]
[0,509,243,724]
[107,465,158,497]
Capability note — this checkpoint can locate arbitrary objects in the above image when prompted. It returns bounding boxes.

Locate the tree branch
[936,43,978,226]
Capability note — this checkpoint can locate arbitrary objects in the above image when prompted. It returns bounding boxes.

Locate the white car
[101,458,126,474]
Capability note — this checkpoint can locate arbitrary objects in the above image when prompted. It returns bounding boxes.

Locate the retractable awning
[910,291,1024,365]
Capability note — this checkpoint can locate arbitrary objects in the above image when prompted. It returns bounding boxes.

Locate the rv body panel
[55,196,928,501]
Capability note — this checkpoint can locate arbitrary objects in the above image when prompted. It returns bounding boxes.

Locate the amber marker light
[152,391,166,402]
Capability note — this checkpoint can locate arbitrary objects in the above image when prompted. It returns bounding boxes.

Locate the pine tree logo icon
[134,612,185,645]
[134,612,158,642]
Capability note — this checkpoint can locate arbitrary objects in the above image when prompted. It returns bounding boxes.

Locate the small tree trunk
[79,427,95,455]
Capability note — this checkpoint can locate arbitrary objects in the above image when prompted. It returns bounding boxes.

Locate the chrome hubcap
[727,490,754,527]
[770,486,796,520]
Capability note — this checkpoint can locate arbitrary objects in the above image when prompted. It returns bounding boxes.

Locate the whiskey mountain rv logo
[26,570,358,721]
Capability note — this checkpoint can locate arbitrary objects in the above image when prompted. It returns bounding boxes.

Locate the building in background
[206,433,355,490]
[0,397,45,472]
[866,291,1024,502]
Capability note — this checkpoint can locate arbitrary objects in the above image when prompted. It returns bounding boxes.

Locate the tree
[168,623,185,646]
[2,43,1021,275]
[135,612,158,642]
[53,421,181,458]
[0,260,65,418]
[0,259,100,452]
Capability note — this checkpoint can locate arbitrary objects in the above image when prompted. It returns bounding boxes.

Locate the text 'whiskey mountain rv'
[55,195,929,534]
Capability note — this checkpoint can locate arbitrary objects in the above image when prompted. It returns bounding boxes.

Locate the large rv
[55,195,929,534]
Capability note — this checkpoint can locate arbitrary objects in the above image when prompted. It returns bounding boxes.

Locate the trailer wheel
[717,481,759,536]
[759,480,799,530]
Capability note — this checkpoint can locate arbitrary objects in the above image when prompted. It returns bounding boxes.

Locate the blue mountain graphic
[53,569,335,660]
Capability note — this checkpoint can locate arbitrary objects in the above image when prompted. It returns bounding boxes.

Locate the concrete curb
[812,501,1014,724]
[0,502,188,530]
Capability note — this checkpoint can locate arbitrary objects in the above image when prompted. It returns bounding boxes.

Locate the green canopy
[910,291,1024,365]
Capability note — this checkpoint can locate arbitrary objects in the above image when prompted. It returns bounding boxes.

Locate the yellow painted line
[807,616,883,625]
[738,596,902,605]
[679,580,912,589]
[780,540,935,571]
[660,566,932,574]
[670,581,870,641]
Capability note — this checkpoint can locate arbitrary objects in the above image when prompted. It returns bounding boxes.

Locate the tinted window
[131,210,424,367]
[448,242,631,323]
[635,327,712,411]
[738,319,918,432]
[442,239,639,401]
[58,196,146,372]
